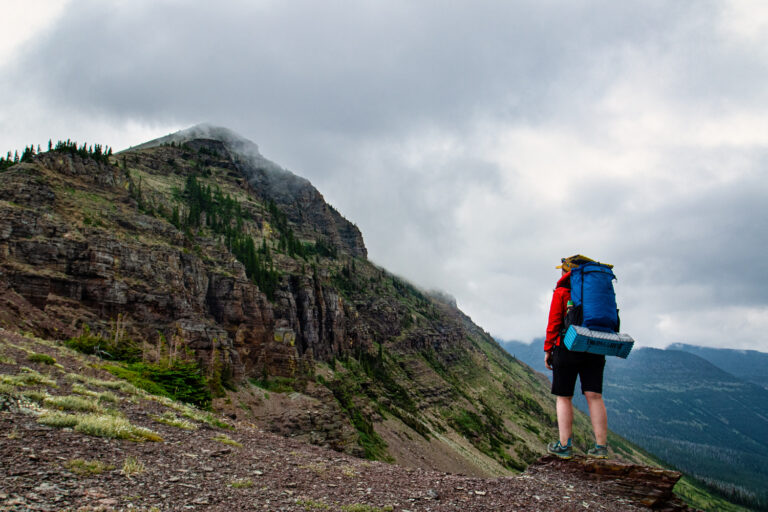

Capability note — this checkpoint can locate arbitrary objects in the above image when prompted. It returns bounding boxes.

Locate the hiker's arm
[544,288,567,352]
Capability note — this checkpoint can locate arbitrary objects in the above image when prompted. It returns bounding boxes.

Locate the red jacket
[545,271,571,352]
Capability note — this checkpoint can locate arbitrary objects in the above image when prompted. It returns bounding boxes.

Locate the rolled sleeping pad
[563,325,634,358]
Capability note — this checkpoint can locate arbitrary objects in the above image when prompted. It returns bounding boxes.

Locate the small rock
[25,492,41,502]
[474,490,487,496]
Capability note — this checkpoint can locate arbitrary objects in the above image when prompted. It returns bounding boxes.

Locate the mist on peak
[133,123,313,203]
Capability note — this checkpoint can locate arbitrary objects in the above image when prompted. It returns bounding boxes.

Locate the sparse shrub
[296,499,330,510]
[213,434,242,447]
[152,411,197,430]
[341,505,394,512]
[74,413,162,442]
[65,458,115,476]
[65,324,141,363]
[37,411,79,428]
[229,478,253,489]
[1,368,57,388]
[66,373,139,394]
[146,395,231,429]
[122,456,145,476]
[0,381,16,396]
[70,383,98,397]
[70,383,119,404]
[104,360,211,408]
[38,411,162,442]
[0,354,17,365]
[28,352,56,365]
[43,394,104,413]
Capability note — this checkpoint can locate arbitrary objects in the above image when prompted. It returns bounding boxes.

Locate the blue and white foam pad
[563,325,635,358]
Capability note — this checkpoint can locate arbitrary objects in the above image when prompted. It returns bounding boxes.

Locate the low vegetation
[64,321,212,408]
[229,478,254,489]
[104,361,210,409]
[70,383,120,403]
[1,367,57,388]
[122,456,145,477]
[213,433,242,447]
[37,411,162,442]
[152,411,197,430]
[64,458,115,476]
[43,394,105,413]
[28,353,56,365]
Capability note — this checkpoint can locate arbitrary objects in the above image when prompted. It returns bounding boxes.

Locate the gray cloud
[3,0,768,351]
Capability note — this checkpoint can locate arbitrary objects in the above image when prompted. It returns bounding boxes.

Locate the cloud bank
[2,0,768,350]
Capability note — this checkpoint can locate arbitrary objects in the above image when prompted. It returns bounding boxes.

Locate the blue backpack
[567,262,619,333]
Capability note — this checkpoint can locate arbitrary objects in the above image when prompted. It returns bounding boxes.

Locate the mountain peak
[133,123,306,187]
[135,123,259,152]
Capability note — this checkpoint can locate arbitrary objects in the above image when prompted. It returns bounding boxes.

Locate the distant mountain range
[668,343,768,390]
[499,339,768,510]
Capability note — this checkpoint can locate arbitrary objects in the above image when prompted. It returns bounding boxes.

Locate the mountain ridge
[0,126,729,510]
[667,343,768,390]
[1,128,568,472]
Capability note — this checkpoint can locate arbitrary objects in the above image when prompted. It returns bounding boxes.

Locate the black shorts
[550,344,606,397]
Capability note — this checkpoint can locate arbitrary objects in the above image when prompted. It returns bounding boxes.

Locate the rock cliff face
[0,127,663,481]
[0,144,365,382]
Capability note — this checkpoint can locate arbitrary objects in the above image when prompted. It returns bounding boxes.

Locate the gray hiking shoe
[547,439,573,459]
[587,444,608,459]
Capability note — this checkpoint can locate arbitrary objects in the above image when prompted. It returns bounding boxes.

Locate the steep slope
[1,330,692,511]
[501,340,768,510]
[0,127,652,478]
[603,349,768,509]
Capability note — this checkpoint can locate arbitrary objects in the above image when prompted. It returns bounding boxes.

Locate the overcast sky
[2,0,767,352]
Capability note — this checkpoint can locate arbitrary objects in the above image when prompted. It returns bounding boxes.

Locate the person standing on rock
[544,255,609,459]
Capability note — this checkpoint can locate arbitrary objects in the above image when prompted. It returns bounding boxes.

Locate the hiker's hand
[545,351,553,370]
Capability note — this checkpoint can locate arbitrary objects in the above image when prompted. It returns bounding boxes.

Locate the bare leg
[584,391,607,445]
[556,396,573,445]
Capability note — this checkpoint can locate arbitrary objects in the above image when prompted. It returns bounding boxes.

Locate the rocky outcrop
[0,143,376,384]
[136,125,368,258]
[526,455,691,511]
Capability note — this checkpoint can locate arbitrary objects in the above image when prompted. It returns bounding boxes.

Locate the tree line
[1,139,114,171]
[178,174,280,300]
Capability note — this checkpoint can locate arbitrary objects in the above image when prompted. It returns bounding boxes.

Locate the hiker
[544,255,608,459]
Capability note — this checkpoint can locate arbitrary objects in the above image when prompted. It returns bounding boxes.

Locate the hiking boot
[547,439,573,459]
[587,444,608,459]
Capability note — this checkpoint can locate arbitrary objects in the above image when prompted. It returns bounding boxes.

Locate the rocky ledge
[527,456,689,511]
